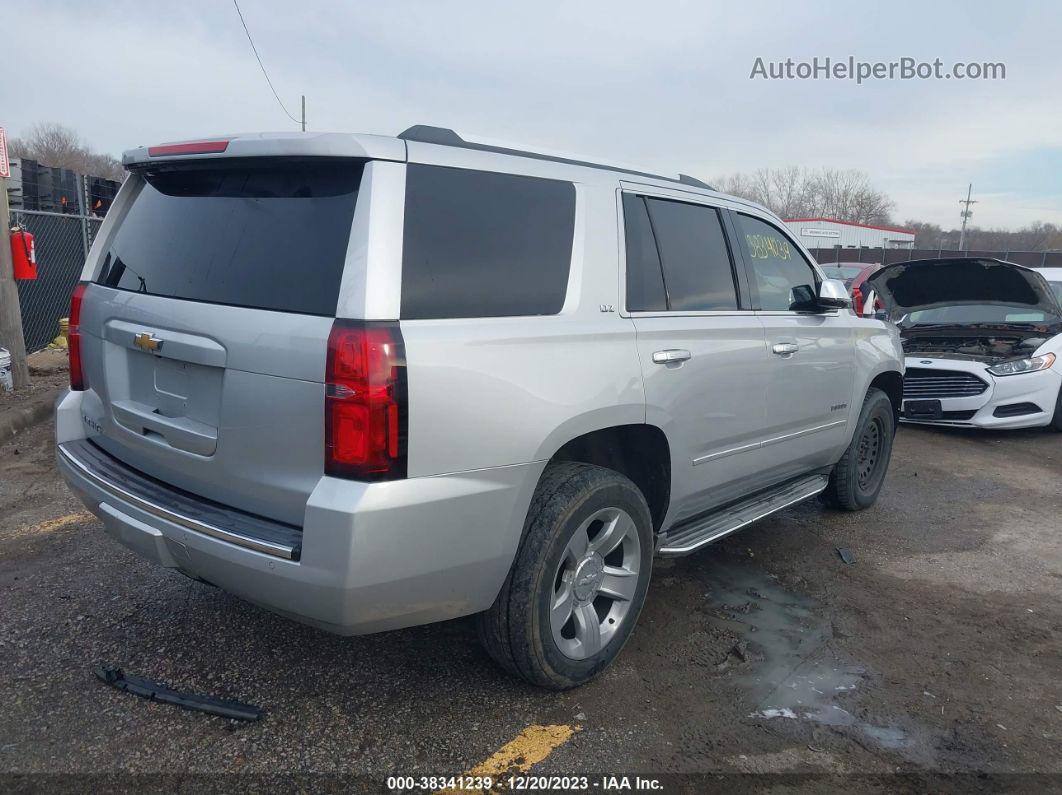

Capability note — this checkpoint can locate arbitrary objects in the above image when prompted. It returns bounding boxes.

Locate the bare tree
[902,219,1062,253]
[9,122,124,181]
[713,166,894,225]
[903,220,946,249]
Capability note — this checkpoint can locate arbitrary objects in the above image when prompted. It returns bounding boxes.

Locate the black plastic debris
[95,666,263,722]
[836,547,856,565]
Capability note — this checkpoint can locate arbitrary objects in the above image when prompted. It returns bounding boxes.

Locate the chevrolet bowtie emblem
[133,332,163,353]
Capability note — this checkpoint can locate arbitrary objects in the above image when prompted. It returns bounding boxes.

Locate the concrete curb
[0,388,63,444]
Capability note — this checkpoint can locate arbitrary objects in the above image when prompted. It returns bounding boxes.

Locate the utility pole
[0,175,30,389]
[958,183,977,252]
[301,95,306,132]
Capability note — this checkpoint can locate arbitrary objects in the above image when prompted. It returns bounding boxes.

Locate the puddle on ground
[699,560,911,751]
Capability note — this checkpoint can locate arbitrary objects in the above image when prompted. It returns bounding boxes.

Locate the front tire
[477,462,654,689]
[1049,384,1062,432]
[823,387,895,511]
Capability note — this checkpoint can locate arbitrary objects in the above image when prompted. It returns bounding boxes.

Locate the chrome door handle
[772,342,799,355]
[652,349,692,364]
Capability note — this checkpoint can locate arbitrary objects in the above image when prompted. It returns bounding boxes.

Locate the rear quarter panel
[402,315,645,476]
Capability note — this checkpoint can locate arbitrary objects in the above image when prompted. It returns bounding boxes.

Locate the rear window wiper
[101,256,149,293]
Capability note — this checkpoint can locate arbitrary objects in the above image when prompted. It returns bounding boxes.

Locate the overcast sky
[3,0,1060,230]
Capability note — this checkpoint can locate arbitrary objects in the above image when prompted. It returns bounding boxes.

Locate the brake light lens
[325,321,407,480]
[69,283,88,391]
[147,139,230,157]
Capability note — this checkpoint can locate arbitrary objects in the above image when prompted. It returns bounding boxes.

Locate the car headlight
[987,352,1056,376]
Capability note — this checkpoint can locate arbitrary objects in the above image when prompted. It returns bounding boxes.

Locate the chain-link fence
[10,209,101,352]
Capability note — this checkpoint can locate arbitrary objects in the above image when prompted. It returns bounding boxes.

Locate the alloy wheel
[549,506,642,660]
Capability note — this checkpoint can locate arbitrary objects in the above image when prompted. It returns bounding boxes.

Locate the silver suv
[56,127,904,688]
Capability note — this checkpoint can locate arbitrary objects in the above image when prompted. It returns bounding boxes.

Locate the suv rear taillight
[69,283,88,391]
[325,320,407,481]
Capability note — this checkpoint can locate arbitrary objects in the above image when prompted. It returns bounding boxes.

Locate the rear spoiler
[123,132,406,168]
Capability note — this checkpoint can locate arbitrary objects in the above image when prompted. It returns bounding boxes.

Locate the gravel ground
[0,370,68,414]
[0,414,1059,792]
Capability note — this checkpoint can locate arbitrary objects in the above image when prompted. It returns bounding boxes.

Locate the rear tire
[477,462,653,689]
[823,387,895,511]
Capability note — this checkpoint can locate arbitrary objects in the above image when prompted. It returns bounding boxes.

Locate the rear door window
[622,194,668,311]
[98,159,363,316]
[736,214,820,311]
[401,165,576,319]
[643,198,739,312]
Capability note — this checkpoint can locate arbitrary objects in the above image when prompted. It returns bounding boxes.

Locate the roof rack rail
[398,125,714,191]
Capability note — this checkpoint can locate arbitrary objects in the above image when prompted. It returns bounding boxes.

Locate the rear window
[401,165,575,319]
[97,159,363,316]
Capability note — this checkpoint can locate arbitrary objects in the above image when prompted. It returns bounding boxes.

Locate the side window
[643,198,738,312]
[622,194,667,311]
[401,165,575,319]
[736,214,819,311]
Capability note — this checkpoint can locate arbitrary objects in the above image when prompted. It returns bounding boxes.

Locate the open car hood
[865,258,1062,317]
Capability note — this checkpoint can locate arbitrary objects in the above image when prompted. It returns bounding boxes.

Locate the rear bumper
[56,391,542,635]
[900,358,1061,430]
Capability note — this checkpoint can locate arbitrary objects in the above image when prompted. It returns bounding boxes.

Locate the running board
[657,474,829,557]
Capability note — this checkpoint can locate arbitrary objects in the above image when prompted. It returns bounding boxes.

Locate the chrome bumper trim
[58,443,296,560]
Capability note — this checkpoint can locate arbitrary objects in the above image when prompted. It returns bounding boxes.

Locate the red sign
[0,127,8,179]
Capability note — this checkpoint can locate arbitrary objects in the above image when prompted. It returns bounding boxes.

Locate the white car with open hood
[866,258,1062,431]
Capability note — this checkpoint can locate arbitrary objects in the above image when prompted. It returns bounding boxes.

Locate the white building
[783,217,915,251]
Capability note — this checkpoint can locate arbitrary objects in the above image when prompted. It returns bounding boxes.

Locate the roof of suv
[396,125,714,190]
[122,127,775,218]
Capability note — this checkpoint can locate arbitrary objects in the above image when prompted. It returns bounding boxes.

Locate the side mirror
[818,278,852,309]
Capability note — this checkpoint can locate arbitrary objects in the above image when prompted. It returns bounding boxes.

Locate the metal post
[301,95,306,132]
[77,173,89,260]
[0,176,30,388]
[958,183,976,252]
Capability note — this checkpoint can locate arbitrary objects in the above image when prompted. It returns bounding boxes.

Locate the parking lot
[1,414,1059,788]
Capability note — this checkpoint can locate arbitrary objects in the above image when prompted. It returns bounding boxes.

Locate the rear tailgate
[76,156,364,526]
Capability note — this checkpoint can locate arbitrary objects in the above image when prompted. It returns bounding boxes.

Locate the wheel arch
[868,369,903,425]
[547,423,671,533]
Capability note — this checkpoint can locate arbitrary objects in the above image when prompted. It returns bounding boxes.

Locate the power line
[232,0,303,128]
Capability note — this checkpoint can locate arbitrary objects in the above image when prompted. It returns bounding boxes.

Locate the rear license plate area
[905,399,943,419]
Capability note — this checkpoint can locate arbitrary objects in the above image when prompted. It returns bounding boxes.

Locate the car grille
[903,368,989,399]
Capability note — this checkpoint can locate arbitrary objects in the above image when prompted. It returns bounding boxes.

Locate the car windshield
[821,265,865,284]
[900,303,1061,328]
[1050,280,1062,307]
